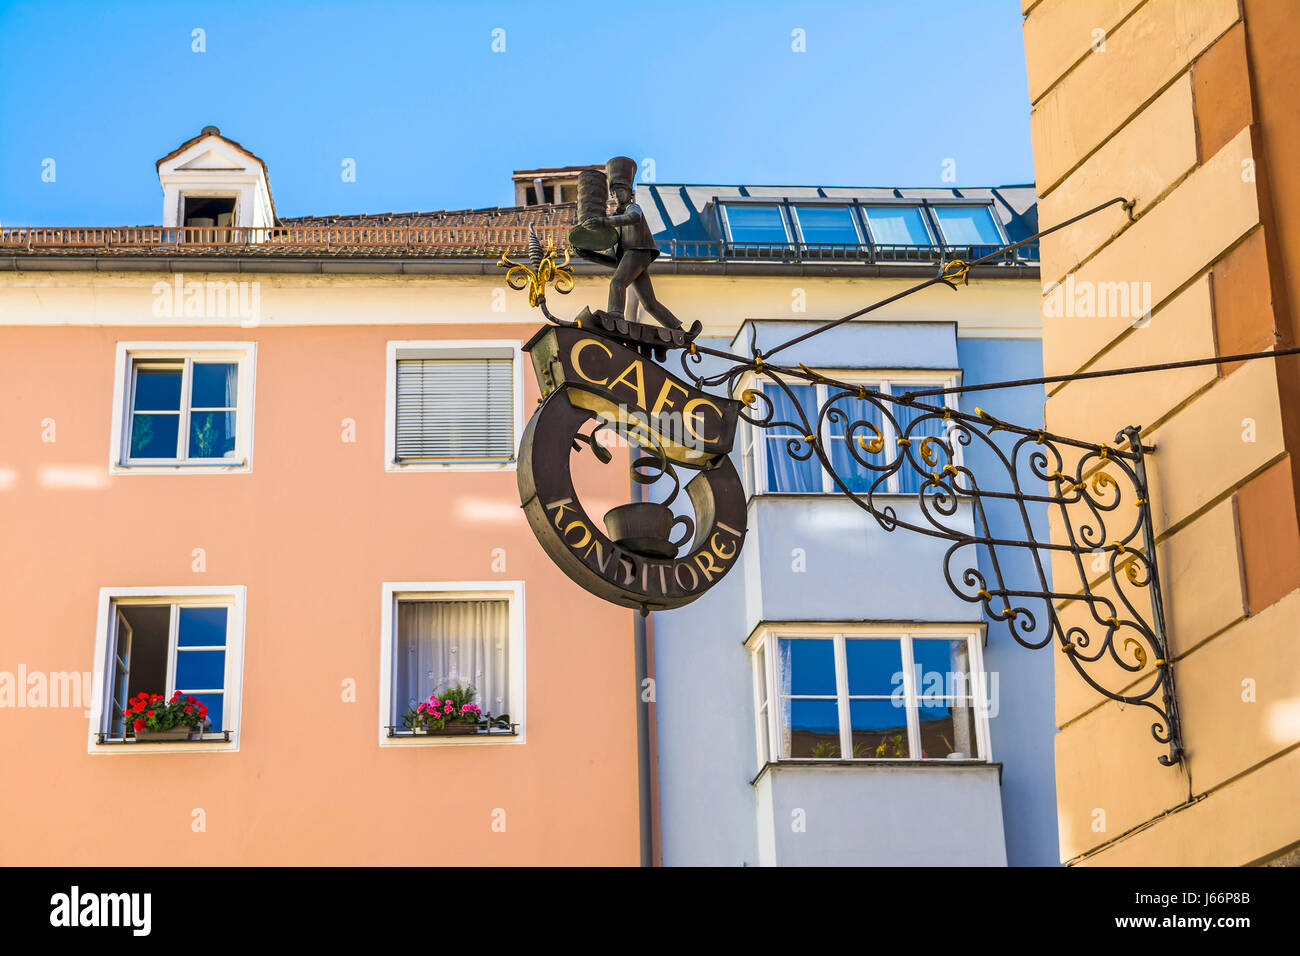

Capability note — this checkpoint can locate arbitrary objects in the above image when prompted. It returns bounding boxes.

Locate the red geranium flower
[133,719,145,732]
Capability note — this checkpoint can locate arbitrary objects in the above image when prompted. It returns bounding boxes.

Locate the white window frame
[747,622,991,768]
[109,342,256,474]
[384,340,524,472]
[87,586,247,754]
[737,369,962,497]
[378,581,526,747]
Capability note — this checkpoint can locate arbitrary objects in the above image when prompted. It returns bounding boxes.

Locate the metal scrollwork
[497,227,573,312]
[740,367,1182,767]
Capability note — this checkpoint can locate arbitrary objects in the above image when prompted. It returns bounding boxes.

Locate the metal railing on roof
[654,239,1039,265]
[0,225,1038,265]
[0,223,574,251]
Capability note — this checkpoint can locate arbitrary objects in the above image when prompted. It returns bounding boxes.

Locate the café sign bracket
[500,188,1182,768]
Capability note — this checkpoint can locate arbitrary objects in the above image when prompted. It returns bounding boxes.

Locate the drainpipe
[633,467,661,866]
[634,608,652,865]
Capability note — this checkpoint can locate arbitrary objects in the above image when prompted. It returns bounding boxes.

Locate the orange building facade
[0,129,643,864]
[0,317,641,864]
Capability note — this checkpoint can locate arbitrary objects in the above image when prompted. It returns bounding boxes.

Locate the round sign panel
[518,386,748,612]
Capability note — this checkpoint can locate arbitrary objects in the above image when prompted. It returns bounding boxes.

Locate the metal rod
[750,362,1146,459]
[902,345,1300,401]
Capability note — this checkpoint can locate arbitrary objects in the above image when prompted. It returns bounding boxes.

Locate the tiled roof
[279,202,578,229]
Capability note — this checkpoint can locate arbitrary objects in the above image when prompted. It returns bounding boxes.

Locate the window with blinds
[394,358,515,463]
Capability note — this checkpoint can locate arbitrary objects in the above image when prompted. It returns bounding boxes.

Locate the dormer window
[156,126,275,230]
[511,165,599,207]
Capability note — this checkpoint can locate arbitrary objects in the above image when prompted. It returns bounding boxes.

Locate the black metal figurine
[569,157,703,338]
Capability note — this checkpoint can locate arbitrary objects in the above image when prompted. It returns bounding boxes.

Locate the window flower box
[402,683,490,737]
[123,692,209,743]
[134,725,196,742]
[419,722,480,737]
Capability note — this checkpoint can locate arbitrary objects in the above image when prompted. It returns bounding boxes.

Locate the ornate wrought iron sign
[500,182,1183,766]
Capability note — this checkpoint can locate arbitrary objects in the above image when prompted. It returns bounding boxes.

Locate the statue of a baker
[569,156,703,337]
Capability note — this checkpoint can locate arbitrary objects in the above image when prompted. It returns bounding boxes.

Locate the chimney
[512,164,603,207]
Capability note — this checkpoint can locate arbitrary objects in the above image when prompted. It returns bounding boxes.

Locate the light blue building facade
[638,183,1059,866]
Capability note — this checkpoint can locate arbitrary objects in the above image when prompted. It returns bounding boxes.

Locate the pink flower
[416,703,426,713]
[444,703,454,714]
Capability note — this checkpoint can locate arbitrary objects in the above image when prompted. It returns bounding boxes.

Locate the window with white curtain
[739,375,959,496]
[749,626,989,765]
[112,344,256,470]
[393,598,511,721]
[381,583,525,743]
[386,342,521,469]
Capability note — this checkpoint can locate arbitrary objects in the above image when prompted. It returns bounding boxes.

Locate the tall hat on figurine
[605,156,637,190]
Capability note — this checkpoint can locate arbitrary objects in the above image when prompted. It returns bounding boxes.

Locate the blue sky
[0,0,1033,225]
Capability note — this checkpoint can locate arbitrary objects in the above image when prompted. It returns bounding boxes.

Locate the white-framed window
[109,342,256,473]
[748,624,990,766]
[738,371,961,496]
[384,340,523,471]
[88,586,246,753]
[378,582,526,746]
